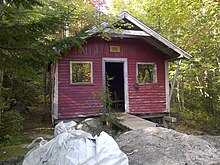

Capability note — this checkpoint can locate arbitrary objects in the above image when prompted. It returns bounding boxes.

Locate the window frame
[70,61,93,84]
[136,62,157,84]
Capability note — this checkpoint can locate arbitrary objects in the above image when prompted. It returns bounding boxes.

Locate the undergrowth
[93,77,122,137]
[0,110,24,147]
[0,145,28,161]
[173,108,220,135]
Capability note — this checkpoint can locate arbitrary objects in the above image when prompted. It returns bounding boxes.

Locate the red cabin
[51,12,192,120]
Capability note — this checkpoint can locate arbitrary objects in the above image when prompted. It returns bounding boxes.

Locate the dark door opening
[105,62,125,112]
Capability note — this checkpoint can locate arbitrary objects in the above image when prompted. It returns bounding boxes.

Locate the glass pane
[138,64,154,83]
[71,63,91,83]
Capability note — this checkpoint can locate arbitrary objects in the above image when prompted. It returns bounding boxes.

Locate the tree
[111,0,220,133]
[0,0,115,145]
[0,0,109,103]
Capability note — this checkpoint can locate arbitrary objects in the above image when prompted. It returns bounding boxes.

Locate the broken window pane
[71,62,92,83]
[137,63,157,84]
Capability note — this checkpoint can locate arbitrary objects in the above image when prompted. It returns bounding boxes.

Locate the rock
[76,118,100,135]
[200,135,220,149]
[0,154,24,165]
[116,127,220,165]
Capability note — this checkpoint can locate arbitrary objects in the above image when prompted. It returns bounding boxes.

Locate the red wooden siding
[58,37,166,118]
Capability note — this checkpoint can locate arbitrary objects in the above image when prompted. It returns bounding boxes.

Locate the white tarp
[23,121,128,165]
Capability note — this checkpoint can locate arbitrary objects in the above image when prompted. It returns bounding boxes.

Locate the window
[70,61,93,84]
[137,63,157,84]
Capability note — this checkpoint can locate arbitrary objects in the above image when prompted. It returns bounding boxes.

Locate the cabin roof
[85,12,192,60]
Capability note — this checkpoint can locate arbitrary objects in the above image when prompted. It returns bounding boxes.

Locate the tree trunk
[180,76,185,111]
[217,57,220,73]
[0,0,3,91]
[0,0,3,125]
[176,79,182,111]
[43,69,47,110]
[0,69,3,93]
[0,69,3,125]
[176,76,185,111]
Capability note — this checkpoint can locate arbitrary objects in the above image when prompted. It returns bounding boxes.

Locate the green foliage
[0,0,123,147]
[175,108,220,135]
[94,78,121,136]
[0,88,10,111]
[0,0,115,109]
[111,0,220,133]
[0,0,91,74]
[0,0,114,140]
[71,62,92,83]
[0,145,28,161]
[137,63,155,84]
[0,69,46,110]
[0,110,24,146]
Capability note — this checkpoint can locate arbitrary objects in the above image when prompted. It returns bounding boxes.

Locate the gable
[114,18,141,30]
[85,12,192,60]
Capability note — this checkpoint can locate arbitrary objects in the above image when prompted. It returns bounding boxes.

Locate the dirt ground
[0,106,54,161]
[22,106,54,140]
[1,107,219,163]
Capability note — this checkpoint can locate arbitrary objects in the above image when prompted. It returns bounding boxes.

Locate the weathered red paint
[57,37,166,119]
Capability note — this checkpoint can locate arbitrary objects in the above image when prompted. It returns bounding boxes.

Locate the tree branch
[0,46,37,51]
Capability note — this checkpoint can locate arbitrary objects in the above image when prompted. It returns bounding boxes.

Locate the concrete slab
[119,113,156,130]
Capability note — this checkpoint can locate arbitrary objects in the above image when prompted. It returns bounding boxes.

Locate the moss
[0,145,28,161]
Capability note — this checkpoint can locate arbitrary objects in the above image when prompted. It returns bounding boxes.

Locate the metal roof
[86,12,192,60]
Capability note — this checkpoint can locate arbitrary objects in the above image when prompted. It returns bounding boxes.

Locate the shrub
[0,110,24,146]
[93,79,121,136]
[174,108,220,135]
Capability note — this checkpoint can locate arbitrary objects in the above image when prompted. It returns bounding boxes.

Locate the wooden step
[119,113,156,130]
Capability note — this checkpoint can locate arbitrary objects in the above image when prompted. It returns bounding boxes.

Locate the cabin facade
[51,12,191,120]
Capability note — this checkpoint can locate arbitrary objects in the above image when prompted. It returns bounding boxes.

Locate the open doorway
[105,62,125,112]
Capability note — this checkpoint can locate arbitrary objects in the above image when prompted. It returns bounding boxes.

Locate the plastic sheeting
[23,121,128,165]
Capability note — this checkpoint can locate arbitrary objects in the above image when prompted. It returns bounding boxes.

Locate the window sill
[138,82,158,85]
[70,83,95,86]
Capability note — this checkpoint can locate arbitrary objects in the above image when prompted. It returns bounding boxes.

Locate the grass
[171,108,220,136]
[174,123,208,135]
[0,145,28,161]
[0,105,53,161]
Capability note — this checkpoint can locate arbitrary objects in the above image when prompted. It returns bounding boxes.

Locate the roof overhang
[85,12,192,60]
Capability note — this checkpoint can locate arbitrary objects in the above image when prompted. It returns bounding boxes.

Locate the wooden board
[119,113,156,130]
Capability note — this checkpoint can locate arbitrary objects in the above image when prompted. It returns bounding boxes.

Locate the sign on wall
[110,46,120,53]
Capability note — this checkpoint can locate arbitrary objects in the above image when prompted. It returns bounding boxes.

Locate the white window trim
[70,61,93,84]
[136,62,157,84]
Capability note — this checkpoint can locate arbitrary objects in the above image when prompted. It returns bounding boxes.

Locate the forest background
[111,0,220,134]
[0,0,219,146]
